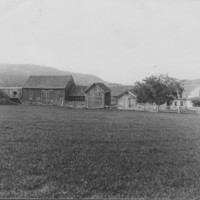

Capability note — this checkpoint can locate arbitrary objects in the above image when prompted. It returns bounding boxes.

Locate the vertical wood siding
[22,88,65,105]
[85,85,111,108]
[105,93,111,106]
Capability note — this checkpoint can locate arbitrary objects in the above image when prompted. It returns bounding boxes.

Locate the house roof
[85,83,111,93]
[69,86,88,96]
[117,89,136,98]
[178,84,198,99]
[110,85,133,97]
[23,75,73,89]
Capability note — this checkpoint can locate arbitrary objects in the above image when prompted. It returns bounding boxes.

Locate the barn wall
[105,93,111,106]
[65,78,75,101]
[65,101,86,108]
[22,88,65,105]
[86,85,105,108]
[68,96,85,101]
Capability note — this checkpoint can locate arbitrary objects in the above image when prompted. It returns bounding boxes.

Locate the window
[180,101,183,106]
[174,101,177,106]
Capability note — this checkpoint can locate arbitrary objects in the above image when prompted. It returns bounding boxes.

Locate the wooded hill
[0,64,105,87]
[0,64,200,97]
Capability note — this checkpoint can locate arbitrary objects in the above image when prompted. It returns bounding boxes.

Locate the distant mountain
[0,64,105,87]
[183,79,200,87]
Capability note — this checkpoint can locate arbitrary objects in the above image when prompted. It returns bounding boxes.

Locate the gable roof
[181,84,199,99]
[117,89,136,98]
[23,75,73,89]
[85,83,111,93]
[69,85,88,96]
[110,85,133,97]
[187,85,200,100]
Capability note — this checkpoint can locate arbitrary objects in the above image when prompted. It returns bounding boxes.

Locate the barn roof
[23,75,73,89]
[85,83,111,93]
[0,87,22,89]
[69,86,88,96]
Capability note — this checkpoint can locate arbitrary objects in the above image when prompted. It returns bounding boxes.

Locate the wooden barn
[117,89,137,109]
[85,83,111,108]
[22,75,75,106]
[69,86,88,101]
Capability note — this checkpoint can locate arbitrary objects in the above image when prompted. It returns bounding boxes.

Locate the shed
[85,83,111,108]
[109,85,133,105]
[117,89,137,109]
[69,85,88,101]
[22,75,75,105]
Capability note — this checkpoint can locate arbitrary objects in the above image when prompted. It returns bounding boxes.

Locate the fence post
[178,106,180,114]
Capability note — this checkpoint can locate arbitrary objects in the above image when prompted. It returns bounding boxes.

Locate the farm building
[171,84,196,109]
[66,85,88,108]
[85,83,111,108]
[0,87,22,100]
[117,89,137,109]
[22,75,75,106]
[109,85,133,105]
[69,85,88,101]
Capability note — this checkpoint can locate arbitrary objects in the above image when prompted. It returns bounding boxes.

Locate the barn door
[41,90,48,101]
[128,98,131,107]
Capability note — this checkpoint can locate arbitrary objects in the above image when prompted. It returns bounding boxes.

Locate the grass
[1,105,200,198]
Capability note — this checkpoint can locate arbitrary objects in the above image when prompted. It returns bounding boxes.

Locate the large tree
[133,74,184,108]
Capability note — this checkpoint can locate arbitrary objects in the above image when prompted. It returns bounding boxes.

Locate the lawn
[0,105,200,199]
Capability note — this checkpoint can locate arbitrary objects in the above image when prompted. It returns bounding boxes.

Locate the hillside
[0,64,105,87]
[1,64,200,98]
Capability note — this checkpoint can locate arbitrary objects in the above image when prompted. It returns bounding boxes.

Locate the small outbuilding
[110,85,132,105]
[22,75,75,106]
[85,83,111,108]
[117,89,137,109]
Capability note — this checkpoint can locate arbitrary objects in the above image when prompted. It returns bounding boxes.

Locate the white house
[117,89,137,109]
[171,85,195,109]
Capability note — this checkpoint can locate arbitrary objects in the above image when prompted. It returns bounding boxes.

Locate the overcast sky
[0,0,200,84]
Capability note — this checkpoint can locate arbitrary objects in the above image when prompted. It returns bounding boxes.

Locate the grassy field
[1,105,200,199]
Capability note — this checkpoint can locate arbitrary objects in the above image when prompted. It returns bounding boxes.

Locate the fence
[117,103,200,115]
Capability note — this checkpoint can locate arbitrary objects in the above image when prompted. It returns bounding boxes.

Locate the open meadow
[1,105,200,199]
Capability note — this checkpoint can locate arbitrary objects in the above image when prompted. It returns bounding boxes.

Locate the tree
[133,74,184,109]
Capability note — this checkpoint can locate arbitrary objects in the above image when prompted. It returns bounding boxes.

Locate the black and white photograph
[1,0,200,199]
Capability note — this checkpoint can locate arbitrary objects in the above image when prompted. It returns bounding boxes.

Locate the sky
[0,0,200,84]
